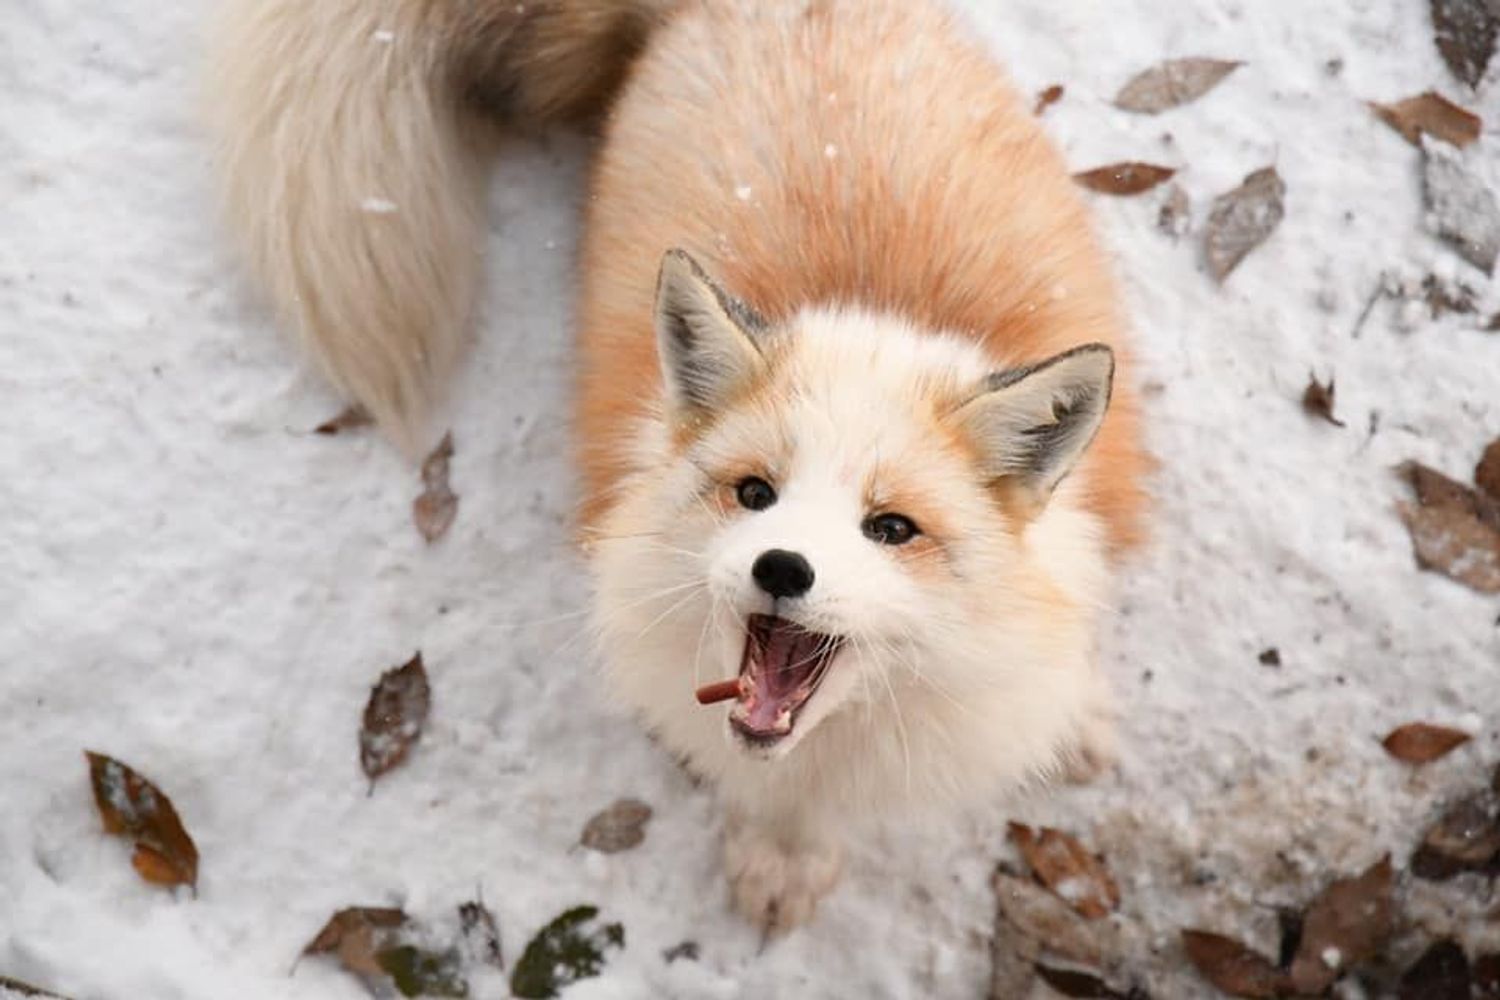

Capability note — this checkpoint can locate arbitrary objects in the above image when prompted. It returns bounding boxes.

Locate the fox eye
[735,476,777,511]
[863,512,919,546]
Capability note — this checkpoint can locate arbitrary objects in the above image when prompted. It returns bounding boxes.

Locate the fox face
[592,250,1114,784]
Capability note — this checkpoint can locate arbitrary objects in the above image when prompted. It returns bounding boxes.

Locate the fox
[208,0,1147,932]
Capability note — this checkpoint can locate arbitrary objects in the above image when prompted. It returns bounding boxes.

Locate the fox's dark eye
[736,476,777,511]
[863,513,919,546]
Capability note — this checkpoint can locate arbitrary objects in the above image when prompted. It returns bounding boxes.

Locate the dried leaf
[1180,930,1286,999]
[1114,58,1242,113]
[994,869,1104,966]
[1399,940,1471,1000]
[303,906,410,978]
[510,905,624,1000]
[1008,823,1120,920]
[1411,789,1500,879]
[376,945,468,998]
[1205,167,1285,282]
[360,653,432,784]
[1422,141,1500,275]
[1287,856,1395,994]
[458,900,504,969]
[1382,723,1472,763]
[1257,648,1282,667]
[1431,0,1499,88]
[414,432,459,543]
[1301,376,1345,428]
[1421,273,1479,318]
[1158,184,1191,238]
[579,798,653,854]
[0,975,73,999]
[84,751,199,890]
[1476,438,1500,500]
[1372,92,1481,149]
[314,405,373,436]
[1033,964,1117,998]
[1034,84,1065,116]
[1074,163,1177,196]
[1397,461,1500,593]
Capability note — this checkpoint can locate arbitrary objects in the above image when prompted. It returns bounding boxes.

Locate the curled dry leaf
[1180,930,1286,999]
[1114,58,1242,113]
[1287,855,1395,995]
[1205,167,1285,282]
[1430,0,1499,88]
[1257,648,1282,667]
[1033,964,1129,999]
[579,798,653,854]
[1007,822,1120,920]
[510,905,624,1000]
[1372,92,1481,149]
[1476,438,1500,501]
[993,868,1104,967]
[1422,141,1500,275]
[1034,84,1065,116]
[1421,273,1479,318]
[1301,376,1345,428]
[1074,163,1177,196]
[1411,788,1500,880]
[1399,939,1471,1000]
[0,975,74,999]
[458,900,504,969]
[414,431,459,543]
[314,405,373,436]
[84,751,199,890]
[1397,461,1500,594]
[303,906,410,978]
[360,653,432,785]
[1382,723,1472,764]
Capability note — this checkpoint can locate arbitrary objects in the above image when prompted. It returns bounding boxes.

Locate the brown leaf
[1205,167,1285,282]
[1180,930,1286,998]
[1381,723,1472,763]
[1397,461,1500,593]
[1288,856,1395,994]
[1034,84,1065,116]
[1033,964,1119,998]
[1158,184,1191,238]
[314,405,373,436]
[359,653,432,784]
[579,798,653,854]
[1411,789,1500,879]
[84,751,199,890]
[0,975,74,999]
[414,432,458,543]
[1421,274,1479,318]
[1257,648,1282,667]
[993,869,1104,966]
[458,900,504,969]
[1399,940,1471,1000]
[1301,376,1345,428]
[1007,822,1120,920]
[1372,92,1482,149]
[1114,58,1242,113]
[1422,141,1500,275]
[1074,163,1177,196]
[1476,438,1500,501]
[303,906,409,978]
[1431,0,1499,88]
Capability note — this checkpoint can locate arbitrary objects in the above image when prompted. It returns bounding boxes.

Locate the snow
[3,0,1499,997]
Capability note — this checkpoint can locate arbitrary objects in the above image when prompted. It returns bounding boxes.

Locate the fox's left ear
[654,248,769,418]
[950,344,1114,502]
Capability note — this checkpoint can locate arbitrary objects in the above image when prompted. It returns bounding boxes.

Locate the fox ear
[951,344,1114,501]
[654,249,768,416]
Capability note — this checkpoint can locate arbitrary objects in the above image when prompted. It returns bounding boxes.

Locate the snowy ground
[4,1,1499,997]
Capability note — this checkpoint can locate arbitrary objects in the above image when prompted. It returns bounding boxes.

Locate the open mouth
[719,613,842,747]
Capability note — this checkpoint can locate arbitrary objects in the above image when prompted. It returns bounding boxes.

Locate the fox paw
[723,822,842,935]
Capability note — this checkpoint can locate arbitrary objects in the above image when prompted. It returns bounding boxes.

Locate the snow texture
[4,1,1500,997]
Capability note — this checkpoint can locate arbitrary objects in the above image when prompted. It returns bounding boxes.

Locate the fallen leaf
[1257,648,1282,667]
[1180,930,1286,998]
[1074,163,1176,197]
[360,653,432,785]
[1205,167,1285,282]
[1287,856,1395,994]
[579,798,653,854]
[0,975,73,999]
[84,752,199,890]
[1421,273,1479,318]
[1158,184,1191,238]
[1411,789,1500,879]
[1034,964,1123,998]
[303,906,410,978]
[661,941,699,963]
[993,868,1105,967]
[1422,140,1500,275]
[1431,0,1499,88]
[414,432,459,543]
[1008,823,1120,920]
[510,905,624,1000]
[1034,84,1065,116]
[1399,939,1471,1000]
[1301,376,1345,428]
[1476,438,1500,500]
[458,900,503,969]
[377,945,468,998]
[314,405,373,436]
[1372,92,1482,149]
[1397,461,1500,593]
[1382,723,1472,763]
[1114,58,1242,113]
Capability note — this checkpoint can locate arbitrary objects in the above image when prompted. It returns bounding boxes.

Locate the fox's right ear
[654,249,768,417]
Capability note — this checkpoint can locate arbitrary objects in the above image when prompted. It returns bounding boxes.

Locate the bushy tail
[207,0,666,450]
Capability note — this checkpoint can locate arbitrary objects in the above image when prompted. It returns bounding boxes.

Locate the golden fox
[209,0,1147,932]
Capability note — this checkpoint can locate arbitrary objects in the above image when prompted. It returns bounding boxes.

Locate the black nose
[752,549,815,599]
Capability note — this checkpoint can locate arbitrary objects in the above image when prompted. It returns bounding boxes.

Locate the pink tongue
[739,623,817,732]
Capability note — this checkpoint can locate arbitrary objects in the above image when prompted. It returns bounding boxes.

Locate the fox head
[590,249,1116,794]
